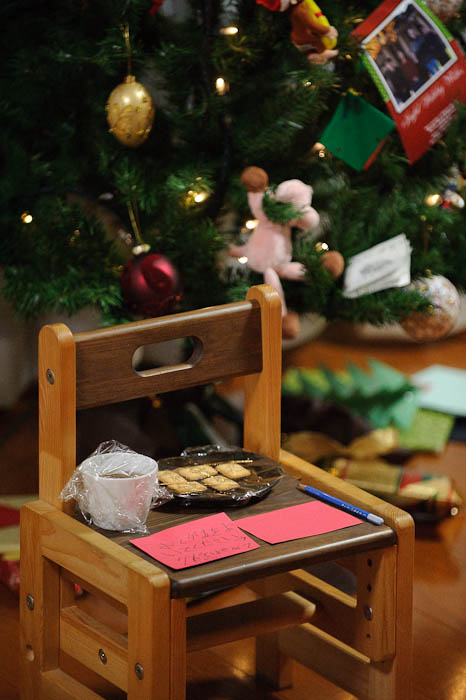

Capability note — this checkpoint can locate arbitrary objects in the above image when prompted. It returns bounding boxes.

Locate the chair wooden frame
[20,284,414,699]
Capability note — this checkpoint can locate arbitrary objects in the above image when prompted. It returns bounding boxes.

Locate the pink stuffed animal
[229,166,320,339]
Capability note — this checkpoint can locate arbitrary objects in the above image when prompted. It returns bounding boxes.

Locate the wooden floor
[1,328,466,699]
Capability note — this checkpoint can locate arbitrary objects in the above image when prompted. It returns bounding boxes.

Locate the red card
[237,501,361,544]
[130,512,260,570]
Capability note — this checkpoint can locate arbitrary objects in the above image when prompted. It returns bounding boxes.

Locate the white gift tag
[343,234,412,299]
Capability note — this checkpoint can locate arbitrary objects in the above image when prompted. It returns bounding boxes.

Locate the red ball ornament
[120,253,182,317]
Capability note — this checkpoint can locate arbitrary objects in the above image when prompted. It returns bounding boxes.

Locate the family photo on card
[354,0,466,163]
[364,1,455,113]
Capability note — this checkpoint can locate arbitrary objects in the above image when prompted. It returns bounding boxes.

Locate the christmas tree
[2,0,466,341]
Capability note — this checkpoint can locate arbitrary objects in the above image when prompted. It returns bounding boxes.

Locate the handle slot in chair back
[74,300,262,410]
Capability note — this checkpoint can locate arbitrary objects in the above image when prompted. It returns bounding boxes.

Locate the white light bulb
[215,77,229,95]
[425,193,441,206]
[220,26,238,35]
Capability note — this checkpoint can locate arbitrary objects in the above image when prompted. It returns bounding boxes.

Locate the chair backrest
[38,284,283,512]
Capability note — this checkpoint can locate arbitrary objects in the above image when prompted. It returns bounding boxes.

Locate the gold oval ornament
[106,75,155,148]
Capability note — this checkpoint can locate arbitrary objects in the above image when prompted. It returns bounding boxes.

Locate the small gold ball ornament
[315,241,329,253]
[106,75,155,148]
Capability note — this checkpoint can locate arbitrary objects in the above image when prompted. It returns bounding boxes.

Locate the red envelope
[237,501,361,544]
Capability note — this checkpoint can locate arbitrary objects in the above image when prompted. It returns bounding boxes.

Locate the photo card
[353,0,466,163]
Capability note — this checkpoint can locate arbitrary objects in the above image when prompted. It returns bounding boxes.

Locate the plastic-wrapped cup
[79,452,158,531]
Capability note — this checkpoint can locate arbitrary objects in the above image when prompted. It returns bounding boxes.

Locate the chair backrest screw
[364,605,373,620]
[135,662,144,680]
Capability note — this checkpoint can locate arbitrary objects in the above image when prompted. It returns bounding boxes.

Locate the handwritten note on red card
[130,512,260,570]
[237,501,361,544]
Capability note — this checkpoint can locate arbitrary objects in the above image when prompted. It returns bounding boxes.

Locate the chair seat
[87,474,396,599]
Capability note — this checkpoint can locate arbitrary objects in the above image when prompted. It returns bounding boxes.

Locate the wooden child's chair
[20,284,414,699]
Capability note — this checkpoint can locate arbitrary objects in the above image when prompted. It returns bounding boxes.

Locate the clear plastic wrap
[157,445,284,506]
[60,440,172,533]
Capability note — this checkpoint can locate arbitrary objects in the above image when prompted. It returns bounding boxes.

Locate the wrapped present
[282,426,400,464]
[0,495,35,595]
[0,557,20,595]
[397,408,455,453]
[328,458,462,522]
[282,427,461,521]
[282,360,454,454]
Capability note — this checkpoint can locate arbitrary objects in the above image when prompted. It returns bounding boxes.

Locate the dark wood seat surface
[87,474,396,599]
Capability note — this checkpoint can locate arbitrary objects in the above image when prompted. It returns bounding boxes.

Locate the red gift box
[0,497,31,595]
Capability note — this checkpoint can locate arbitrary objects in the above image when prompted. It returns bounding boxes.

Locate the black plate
[157,449,284,505]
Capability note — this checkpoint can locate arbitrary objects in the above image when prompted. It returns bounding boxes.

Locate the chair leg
[366,528,413,700]
[170,599,187,700]
[20,502,61,699]
[366,657,411,700]
[365,554,413,700]
[275,543,413,700]
[127,561,173,699]
[278,619,412,700]
[255,631,293,690]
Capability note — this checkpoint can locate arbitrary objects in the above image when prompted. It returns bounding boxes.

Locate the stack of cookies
[158,461,252,495]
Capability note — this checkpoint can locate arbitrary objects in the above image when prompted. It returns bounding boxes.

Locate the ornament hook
[127,197,149,254]
[121,23,132,76]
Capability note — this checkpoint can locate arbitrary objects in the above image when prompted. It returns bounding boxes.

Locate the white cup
[78,452,158,531]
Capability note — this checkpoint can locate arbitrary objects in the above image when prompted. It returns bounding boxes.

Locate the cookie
[158,470,188,485]
[216,462,251,479]
[202,475,239,492]
[175,465,218,480]
[169,481,208,494]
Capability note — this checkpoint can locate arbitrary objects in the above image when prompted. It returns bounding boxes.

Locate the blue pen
[297,483,384,526]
